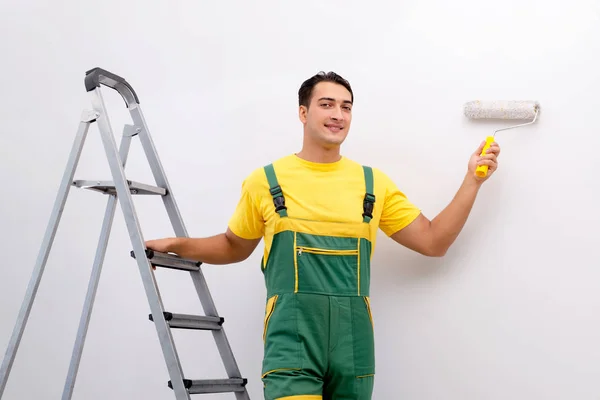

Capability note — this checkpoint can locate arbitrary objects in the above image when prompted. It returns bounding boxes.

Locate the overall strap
[362,165,375,223]
[263,163,288,217]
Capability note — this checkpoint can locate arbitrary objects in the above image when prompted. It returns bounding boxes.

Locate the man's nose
[331,106,344,120]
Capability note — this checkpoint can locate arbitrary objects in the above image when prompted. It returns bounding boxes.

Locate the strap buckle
[270,185,287,212]
[362,193,375,219]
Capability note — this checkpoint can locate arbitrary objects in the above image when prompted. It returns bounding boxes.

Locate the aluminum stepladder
[0,67,250,400]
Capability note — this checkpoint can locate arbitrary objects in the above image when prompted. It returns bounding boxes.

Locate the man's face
[299,81,353,149]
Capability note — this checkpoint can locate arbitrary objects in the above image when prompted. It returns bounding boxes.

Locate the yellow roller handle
[475,136,495,178]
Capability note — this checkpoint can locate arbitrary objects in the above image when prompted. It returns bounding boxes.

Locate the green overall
[260,163,376,400]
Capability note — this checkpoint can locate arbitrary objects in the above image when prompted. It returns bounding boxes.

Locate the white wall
[1,1,599,399]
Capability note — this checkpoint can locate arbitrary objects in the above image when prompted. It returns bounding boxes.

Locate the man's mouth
[325,124,343,133]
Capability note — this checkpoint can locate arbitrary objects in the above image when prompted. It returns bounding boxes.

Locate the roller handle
[84,67,140,107]
[475,136,495,178]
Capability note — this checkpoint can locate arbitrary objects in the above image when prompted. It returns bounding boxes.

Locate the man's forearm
[430,173,482,255]
[165,234,246,264]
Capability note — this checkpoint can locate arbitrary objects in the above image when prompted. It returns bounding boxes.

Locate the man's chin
[321,138,346,149]
[321,131,347,144]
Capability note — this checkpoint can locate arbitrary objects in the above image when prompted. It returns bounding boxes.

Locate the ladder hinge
[80,110,100,123]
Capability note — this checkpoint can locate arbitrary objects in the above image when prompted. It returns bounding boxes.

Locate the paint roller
[464,100,540,177]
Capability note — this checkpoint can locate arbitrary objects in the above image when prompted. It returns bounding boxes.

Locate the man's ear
[298,105,308,123]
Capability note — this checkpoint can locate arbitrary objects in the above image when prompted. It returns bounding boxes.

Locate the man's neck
[296,138,342,163]
[296,142,342,164]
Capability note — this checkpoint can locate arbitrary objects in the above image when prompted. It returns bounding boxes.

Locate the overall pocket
[261,294,301,376]
[352,296,375,378]
[294,232,361,295]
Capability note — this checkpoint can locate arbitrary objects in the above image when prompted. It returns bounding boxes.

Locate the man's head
[298,71,354,150]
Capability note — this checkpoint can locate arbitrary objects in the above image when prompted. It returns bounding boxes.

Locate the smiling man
[145,71,500,399]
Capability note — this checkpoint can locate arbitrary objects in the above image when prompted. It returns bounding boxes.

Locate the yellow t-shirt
[228,154,421,264]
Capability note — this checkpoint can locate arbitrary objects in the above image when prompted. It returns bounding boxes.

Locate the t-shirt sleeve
[227,173,265,240]
[377,170,422,237]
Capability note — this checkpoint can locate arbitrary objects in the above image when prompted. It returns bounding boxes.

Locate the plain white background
[1,0,599,399]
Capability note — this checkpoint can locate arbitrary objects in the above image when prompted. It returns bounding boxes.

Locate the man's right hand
[144,237,176,254]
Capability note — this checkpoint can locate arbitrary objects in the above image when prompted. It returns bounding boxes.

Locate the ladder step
[130,249,202,271]
[149,312,224,330]
[72,179,167,195]
[168,378,248,394]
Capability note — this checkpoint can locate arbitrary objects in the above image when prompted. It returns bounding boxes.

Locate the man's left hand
[468,140,501,182]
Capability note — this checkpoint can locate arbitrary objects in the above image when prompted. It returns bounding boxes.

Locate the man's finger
[477,159,497,167]
[485,144,498,152]
[482,144,499,154]
[480,153,497,161]
[474,140,487,155]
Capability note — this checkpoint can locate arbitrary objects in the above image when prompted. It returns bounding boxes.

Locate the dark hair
[298,71,353,107]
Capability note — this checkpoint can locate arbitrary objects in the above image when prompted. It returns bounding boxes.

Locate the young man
[145,72,500,399]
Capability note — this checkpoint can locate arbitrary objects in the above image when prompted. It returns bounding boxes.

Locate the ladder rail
[62,125,135,400]
[132,107,249,395]
[0,114,95,397]
[88,87,192,400]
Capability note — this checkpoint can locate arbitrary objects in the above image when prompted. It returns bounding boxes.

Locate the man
[145,71,500,399]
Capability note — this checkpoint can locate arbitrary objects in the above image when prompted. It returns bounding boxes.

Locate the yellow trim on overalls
[357,239,361,295]
[274,217,371,240]
[293,232,298,293]
[364,296,374,328]
[263,295,278,341]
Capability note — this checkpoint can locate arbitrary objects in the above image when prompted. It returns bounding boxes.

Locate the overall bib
[260,163,376,400]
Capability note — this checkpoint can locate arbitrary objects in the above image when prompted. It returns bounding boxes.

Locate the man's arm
[391,176,481,257]
[391,140,501,257]
[145,169,266,264]
[145,228,261,264]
